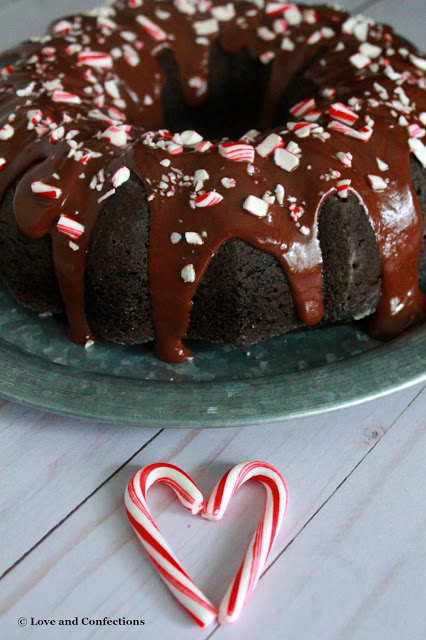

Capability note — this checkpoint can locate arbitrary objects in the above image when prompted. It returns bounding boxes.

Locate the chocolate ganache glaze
[0,0,425,362]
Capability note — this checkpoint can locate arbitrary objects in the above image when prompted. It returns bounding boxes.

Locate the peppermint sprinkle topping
[78,51,113,68]
[408,138,426,168]
[219,142,255,163]
[136,15,167,41]
[243,195,269,218]
[102,126,128,147]
[180,130,203,147]
[256,133,285,157]
[31,181,62,199]
[170,232,182,244]
[0,158,6,171]
[52,91,81,104]
[336,179,351,199]
[329,103,359,126]
[335,151,353,167]
[376,157,389,171]
[289,97,316,118]
[181,264,196,283]
[349,52,371,69]
[274,147,300,172]
[185,232,204,245]
[221,177,236,188]
[368,175,388,191]
[57,215,85,239]
[111,166,131,188]
[195,191,223,207]
[0,124,15,140]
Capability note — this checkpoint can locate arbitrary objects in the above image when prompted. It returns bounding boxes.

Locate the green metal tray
[0,283,424,426]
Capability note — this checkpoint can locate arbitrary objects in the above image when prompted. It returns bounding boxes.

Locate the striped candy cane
[203,462,288,625]
[124,463,217,628]
[124,461,288,627]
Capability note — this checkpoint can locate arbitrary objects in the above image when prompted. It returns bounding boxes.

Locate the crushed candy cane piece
[221,177,236,188]
[31,181,62,199]
[329,102,359,126]
[336,179,351,199]
[335,151,353,167]
[78,51,113,68]
[181,264,196,283]
[185,232,204,245]
[368,175,388,191]
[195,191,223,207]
[136,15,167,41]
[255,133,284,157]
[57,215,85,239]
[102,126,128,147]
[0,124,15,140]
[219,142,255,162]
[243,195,269,218]
[289,97,316,118]
[111,166,130,188]
[180,130,203,146]
[376,157,389,171]
[408,138,426,168]
[274,147,300,171]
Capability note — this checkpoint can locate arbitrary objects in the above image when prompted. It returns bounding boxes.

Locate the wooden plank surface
[1,383,424,639]
[210,387,426,640]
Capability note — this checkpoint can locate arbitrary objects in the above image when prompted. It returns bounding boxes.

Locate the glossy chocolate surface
[0,1,425,362]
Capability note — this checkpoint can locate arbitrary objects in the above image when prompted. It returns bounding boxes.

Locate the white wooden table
[0,1,425,638]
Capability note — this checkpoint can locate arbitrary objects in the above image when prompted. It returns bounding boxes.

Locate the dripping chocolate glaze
[0,1,425,362]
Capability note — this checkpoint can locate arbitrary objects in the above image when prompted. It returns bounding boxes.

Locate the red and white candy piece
[78,51,113,69]
[336,178,351,199]
[202,462,287,625]
[136,15,167,41]
[52,91,81,105]
[289,97,316,118]
[195,191,223,207]
[328,120,373,142]
[31,181,62,199]
[0,158,6,171]
[57,215,85,239]
[367,175,387,191]
[218,142,255,163]
[274,147,300,172]
[328,102,359,126]
[101,126,129,148]
[110,166,130,188]
[0,124,15,140]
[124,462,287,627]
[335,151,353,168]
[243,195,269,218]
[125,464,215,627]
[255,133,284,157]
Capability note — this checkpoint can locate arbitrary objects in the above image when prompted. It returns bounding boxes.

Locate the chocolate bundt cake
[0,1,425,363]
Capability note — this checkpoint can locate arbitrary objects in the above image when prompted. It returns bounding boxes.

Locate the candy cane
[124,463,217,628]
[124,462,288,627]
[203,462,288,625]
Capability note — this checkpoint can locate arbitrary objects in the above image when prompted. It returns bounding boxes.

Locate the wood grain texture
[0,383,424,639]
[0,401,162,576]
[209,387,426,640]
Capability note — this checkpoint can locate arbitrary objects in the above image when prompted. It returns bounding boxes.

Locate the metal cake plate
[0,284,424,427]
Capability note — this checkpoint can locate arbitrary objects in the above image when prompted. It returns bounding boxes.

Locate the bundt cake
[0,0,425,363]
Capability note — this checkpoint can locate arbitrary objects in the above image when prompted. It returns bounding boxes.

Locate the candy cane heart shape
[124,463,217,628]
[202,461,288,625]
[124,461,288,628]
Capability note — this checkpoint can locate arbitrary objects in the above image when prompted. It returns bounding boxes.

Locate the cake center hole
[159,45,272,140]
